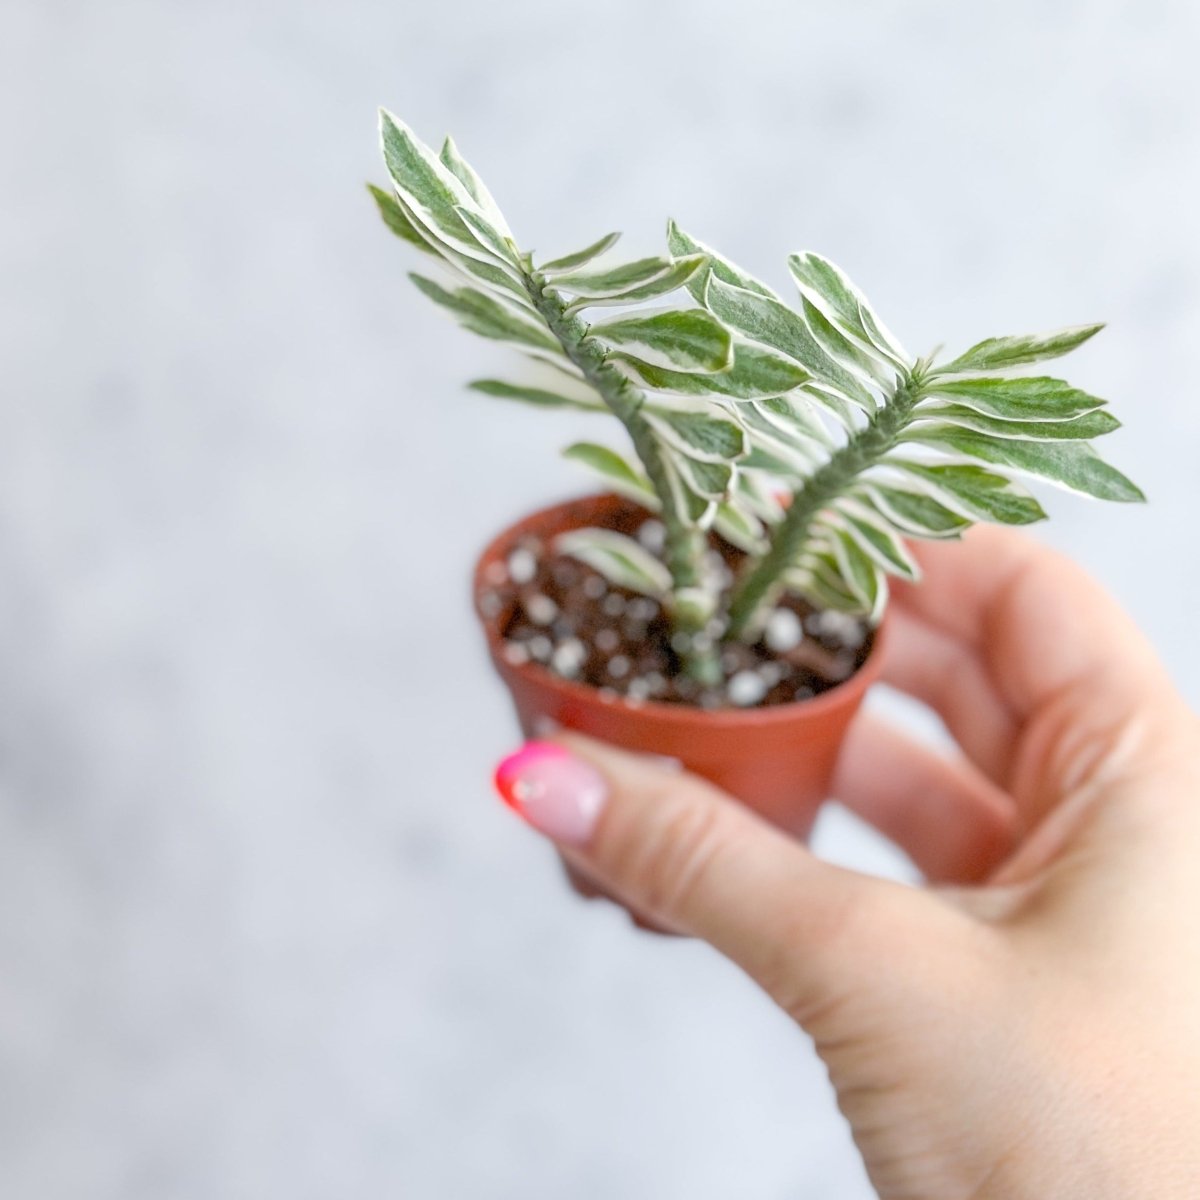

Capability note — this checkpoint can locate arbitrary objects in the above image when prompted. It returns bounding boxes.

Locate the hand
[493,527,1200,1199]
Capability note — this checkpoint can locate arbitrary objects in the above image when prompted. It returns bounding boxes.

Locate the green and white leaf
[902,424,1145,502]
[704,276,876,410]
[732,469,790,522]
[753,394,836,450]
[885,460,1047,525]
[668,450,736,501]
[935,324,1104,375]
[645,406,747,462]
[562,443,659,506]
[396,191,536,312]
[857,483,972,538]
[453,204,521,269]
[920,376,1108,421]
[559,255,709,312]
[439,135,513,239]
[801,297,894,390]
[468,379,604,412]
[737,407,825,475]
[713,502,767,554]
[620,339,812,400]
[788,550,874,615]
[368,184,434,253]
[788,251,907,369]
[409,273,561,353]
[666,220,778,302]
[911,404,1121,441]
[539,232,621,274]
[379,112,517,276]
[829,500,920,580]
[827,525,886,619]
[555,528,671,597]
[590,309,734,373]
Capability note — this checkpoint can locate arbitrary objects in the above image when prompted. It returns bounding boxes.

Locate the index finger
[890,525,1170,720]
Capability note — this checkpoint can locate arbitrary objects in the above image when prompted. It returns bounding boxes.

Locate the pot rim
[473,491,890,728]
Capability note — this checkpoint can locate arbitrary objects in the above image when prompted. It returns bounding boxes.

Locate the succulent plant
[371,111,1142,685]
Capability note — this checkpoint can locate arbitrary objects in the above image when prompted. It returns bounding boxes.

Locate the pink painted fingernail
[493,741,608,846]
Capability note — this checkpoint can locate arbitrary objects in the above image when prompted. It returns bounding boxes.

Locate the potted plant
[370,110,1142,836]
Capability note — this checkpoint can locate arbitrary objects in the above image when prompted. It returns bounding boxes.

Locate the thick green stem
[526,273,722,685]
[726,378,920,640]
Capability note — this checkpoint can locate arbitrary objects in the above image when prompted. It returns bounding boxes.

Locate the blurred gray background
[1,1,1197,1197]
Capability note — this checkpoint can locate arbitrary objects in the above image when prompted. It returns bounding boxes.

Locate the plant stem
[526,273,723,686]
[726,376,921,640]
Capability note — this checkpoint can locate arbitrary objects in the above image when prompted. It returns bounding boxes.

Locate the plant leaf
[801,296,893,390]
[920,376,1108,421]
[887,460,1047,525]
[904,424,1145,502]
[828,527,884,617]
[409,273,560,353]
[394,191,535,310]
[368,184,434,253]
[665,219,778,303]
[671,453,735,501]
[787,251,907,367]
[737,408,824,475]
[911,404,1121,441]
[557,255,709,310]
[555,528,671,597]
[789,552,871,615]
[453,204,521,269]
[539,232,621,274]
[562,443,659,505]
[468,379,603,411]
[753,394,835,450]
[620,339,812,400]
[439,135,513,238]
[936,324,1104,374]
[550,256,679,297]
[859,485,972,538]
[379,111,509,269]
[704,276,876,409]
[646,407,747,462]
[663,456,718,527]
[591,309,733,373]
[833,503,920,579]
[714,503,767,554]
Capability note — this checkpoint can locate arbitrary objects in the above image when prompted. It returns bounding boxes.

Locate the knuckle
[627,789,737,922]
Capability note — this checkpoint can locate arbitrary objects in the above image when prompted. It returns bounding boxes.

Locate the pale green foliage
[554,529,672,598]
[371,110,1143,666]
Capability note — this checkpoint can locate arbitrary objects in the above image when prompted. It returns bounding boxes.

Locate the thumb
[494,734,929,1022]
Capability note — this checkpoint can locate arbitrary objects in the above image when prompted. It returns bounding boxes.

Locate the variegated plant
[371,110,1142,685]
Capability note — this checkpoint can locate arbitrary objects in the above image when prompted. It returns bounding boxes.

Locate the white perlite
[501,643,530,666]
[764,608,804,652]
[507,547,537,585]
[551,638,586,677]
[525,593,558,625]
[607,654,630,679]
[595,628,620,653]
[636,520,665,553]
[727,670,768,707]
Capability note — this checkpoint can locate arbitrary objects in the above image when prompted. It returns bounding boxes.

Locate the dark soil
[478,510,874,711]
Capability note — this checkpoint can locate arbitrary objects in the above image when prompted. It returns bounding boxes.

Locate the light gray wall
[1,2,1196,1196]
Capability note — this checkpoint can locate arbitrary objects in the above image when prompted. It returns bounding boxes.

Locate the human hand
[493,527,1200,1198]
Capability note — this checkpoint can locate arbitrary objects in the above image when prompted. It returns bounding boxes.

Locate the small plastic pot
[474,493,887,838]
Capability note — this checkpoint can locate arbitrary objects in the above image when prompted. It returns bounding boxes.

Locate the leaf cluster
[370,111,1143,655]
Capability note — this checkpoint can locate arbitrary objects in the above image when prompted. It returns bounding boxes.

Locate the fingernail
[493,741,608,846]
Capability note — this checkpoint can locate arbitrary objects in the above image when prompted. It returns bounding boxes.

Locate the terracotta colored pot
[474,493,887,838]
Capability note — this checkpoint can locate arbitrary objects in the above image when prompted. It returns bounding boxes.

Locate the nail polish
[493,742,608,846]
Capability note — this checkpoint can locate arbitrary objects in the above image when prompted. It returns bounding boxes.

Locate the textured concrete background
[1,1,1197,1197]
